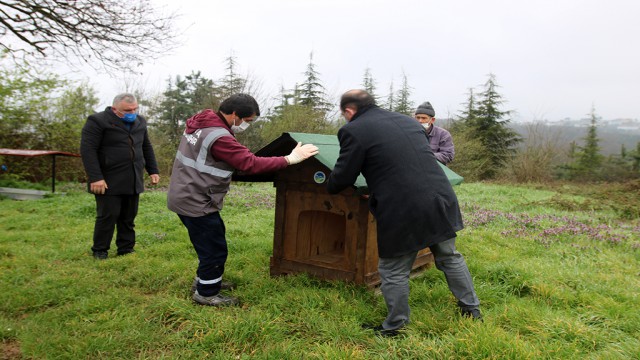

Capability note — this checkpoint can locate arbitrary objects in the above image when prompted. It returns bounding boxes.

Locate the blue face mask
[122,113,137,123]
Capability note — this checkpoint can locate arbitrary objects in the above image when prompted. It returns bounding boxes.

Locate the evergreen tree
[575,106,604,178]
[361,67,378,102]
[297,52,331,112]
[150,71,218,153]
[458,87,478,122]
[567,141,578,162]
[257,69,337,150]
[450,87,491,181]
[465,73,520,179]
[632,142,640,173]
[259,103,337,148]
[219,53,247,98]
[393,72,414,115]
[385,82,395,111]
[250,52,335,150]
[147,71,219,174]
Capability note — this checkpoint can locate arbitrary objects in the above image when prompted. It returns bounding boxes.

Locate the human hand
[150,174,160,185]
[285,142,319,165]
[90,180,108,194]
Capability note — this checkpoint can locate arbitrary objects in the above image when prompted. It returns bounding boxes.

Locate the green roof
[236,132,463,188]
[286,132,463,186]
[285,133,368,188]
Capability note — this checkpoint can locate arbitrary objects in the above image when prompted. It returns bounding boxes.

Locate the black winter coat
[327,106,463,258]
[80,107,159,195]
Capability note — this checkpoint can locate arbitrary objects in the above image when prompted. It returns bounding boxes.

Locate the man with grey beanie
[415,102,455,165]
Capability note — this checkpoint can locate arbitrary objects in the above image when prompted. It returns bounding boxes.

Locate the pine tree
[393,72,414,115]
[568,141,578,161]
[458,88,478,123]
[451,87,478,134]
[151,71,217,150]
[449,87,490,181]
[385,82,395,111]
[259,70,337,150]
[632,142,640,172]
[575,106,604,178]
[297,52,331,112]
[361,67,378,102]
[219,53,247,98]
[465,73,520,179]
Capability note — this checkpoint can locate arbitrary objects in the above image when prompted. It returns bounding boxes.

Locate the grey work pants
[378,237,480,330]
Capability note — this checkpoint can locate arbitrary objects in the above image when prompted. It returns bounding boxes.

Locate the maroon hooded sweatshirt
[167,109,288,217]
[187,109,287,174]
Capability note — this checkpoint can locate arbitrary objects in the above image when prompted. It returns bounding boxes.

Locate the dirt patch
[1,339,22,360]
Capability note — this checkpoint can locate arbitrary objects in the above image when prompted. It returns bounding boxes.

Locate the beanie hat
[415,102,435,117]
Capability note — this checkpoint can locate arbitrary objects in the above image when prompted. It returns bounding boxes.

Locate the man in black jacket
[327,90,481,337]
[80,93,160,259]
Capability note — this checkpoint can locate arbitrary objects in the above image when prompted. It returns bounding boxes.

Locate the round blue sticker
[313,171,326,184]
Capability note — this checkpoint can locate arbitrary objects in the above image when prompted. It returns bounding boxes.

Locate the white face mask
[231,120,250,133]
[422,122,431,130]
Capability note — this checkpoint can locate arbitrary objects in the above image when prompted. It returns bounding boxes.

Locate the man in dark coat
[327,90,481,337]
[81,93,160,259]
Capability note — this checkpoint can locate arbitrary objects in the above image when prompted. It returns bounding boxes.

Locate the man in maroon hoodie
[167,94,319,306]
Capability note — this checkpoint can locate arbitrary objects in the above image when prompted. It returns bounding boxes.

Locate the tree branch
[0,0,179,72]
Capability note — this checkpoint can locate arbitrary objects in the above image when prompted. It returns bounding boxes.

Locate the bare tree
[0,0,178,71]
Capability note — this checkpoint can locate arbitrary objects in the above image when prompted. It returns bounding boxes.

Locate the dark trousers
[92,194,139,254]
[178,212,228,296]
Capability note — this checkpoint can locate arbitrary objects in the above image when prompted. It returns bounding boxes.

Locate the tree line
[1,0,637,186]
[1,53,638,186]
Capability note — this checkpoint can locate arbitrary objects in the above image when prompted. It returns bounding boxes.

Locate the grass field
[1,181,639,359]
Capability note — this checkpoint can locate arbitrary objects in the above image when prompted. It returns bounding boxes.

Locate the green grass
[1,181,639,359]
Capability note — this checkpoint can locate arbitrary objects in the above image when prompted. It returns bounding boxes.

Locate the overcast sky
[69,0,640,122]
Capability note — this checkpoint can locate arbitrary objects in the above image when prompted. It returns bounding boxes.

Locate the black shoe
[116,249,135,256]
[361,323,401,338]
[461,308,483,321]
[93,251,108,260]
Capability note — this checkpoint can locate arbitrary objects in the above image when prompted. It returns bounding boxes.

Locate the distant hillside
[440,118,640,156]
[513,118,640,156]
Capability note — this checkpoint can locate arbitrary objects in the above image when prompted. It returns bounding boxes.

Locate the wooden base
[269,164,435,287]
[271,250,433,288]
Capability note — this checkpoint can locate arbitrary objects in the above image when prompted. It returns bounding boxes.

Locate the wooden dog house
[235,132,464,287]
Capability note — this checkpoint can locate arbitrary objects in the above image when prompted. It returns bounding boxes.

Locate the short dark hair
[218,93,260,118]
[339,89,375,112]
